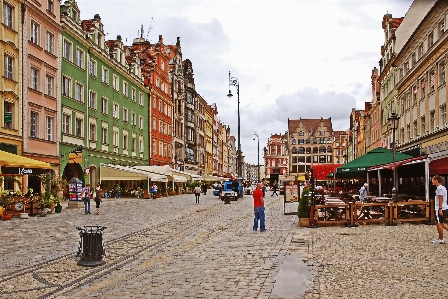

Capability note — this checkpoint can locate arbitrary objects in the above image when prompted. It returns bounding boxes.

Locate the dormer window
[72,10,78,22]
[97,33,102,46]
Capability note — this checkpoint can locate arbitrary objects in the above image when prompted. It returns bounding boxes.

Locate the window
[123,81,128,96]
[113,130,118,147]
[102,127,108,144]
[163,143,167,156]
[47,0,54,13]
[90,123,96,141]
[163,123,167,134]
[430,72,435,92]
[75,82,83,101]
[407,124,411,140]
[131,112,136,126]
[159,120,163,132]
[101,97,108,114]
[132,137,136,152]
[75,118,82,137]
[45,31,53,53]
[412,121,417,138]
[89,90,96,108]
[430,111,435,132]
[412,85,417,105]
[441,104,447,127]
[421,79,426,99]
[30,67,39,90]
[419,43,424,57]
[30,20,39,45]
[3,102,13,129]
[46,116,53,141]
[62,114,70,134]
[139,116,143,130]
[102,68,109,84]
[440,19,445,36]
[439,61,446,85]
[75,48,83,68]
[3,3,13,28]
[428,31,434,48]
[123,134,128,149]
[421,116,426,134]
[131,88,136,101]
[113,103,119,118]
[152,139,156,154]
[63,76,71,97]
[152,118,156,131]
[89,59,96,76]
[123,108,128,122]
[45,74,53,96]
[140,139,144,153]
[63,40,72,61]
[139,93,144,106]
[152,97,156,108]
[30,111,39,138]
[158,141,162,155]
[113,75,119,90]
[4,55,13,80]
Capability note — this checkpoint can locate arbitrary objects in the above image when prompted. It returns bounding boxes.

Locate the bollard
[346,202,358,227]
[386,201,397,226]
[76,226,106,267]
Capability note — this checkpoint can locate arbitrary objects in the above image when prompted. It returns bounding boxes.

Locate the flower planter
[55,204,63,213]
[299,218,310,227]
[162,193,168,197]
[20,213,29,219]
[2,213,13,220]
[38,209,47,217]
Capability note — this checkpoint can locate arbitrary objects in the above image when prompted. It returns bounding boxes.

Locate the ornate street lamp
[388,111,400,202]
[227,71,241,182]
[253,131,260,182]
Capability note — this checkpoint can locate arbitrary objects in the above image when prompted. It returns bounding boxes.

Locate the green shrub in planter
[297,186,311,218]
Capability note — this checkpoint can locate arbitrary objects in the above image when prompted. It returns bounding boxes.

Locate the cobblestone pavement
[0,192,445,299]
[0,192,309,299]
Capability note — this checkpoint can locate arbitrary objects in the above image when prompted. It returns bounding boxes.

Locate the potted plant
[297,185,311,227]
[53,195,63,213]
[0,189,13,220]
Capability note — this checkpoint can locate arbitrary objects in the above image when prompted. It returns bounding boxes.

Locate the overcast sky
[75,0,412,164]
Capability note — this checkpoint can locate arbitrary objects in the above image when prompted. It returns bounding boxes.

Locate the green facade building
[60,0,149,186]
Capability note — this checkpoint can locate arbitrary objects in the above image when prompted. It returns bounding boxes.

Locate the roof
[336,147,412,177]
[288,118,333,134]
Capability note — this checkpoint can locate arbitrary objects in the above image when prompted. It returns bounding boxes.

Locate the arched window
[306,147,311,154]
[313,147,318,154]
[291,147,297,154]
[313,138,319,144]
[327,146,332,153]
[298,147,305,154]
[298,131,304,136]
[291,139,296,145]
[319,146,326,153]
[298,139,304,144]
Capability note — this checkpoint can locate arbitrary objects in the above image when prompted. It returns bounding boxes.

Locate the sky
[75,0,413,164]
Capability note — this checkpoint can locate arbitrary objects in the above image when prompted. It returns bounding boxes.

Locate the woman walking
[194,185,201,204]
[94,184,102,215]
[82,184,91,214]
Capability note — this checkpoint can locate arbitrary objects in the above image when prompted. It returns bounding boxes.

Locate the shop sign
[1,167,46,175]
[424,141,448,154]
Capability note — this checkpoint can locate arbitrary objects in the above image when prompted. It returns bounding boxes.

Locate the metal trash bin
[76,225,106,267]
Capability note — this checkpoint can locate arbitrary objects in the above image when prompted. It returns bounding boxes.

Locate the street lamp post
[227,71,241,181]
[253,132,260,182]
[388,111,400,202]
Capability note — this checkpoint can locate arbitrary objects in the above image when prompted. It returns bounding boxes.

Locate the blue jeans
[253,207,265,231]
[84,199,90,214]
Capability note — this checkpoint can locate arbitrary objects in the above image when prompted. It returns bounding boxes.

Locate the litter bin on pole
[76,226,106,267]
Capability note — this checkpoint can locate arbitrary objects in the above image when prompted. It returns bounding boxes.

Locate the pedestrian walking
[202,183,207,195]
[431,175,448,244]
[271,181,278,196]
[359,183,368,202]
[194,185,201,204]
[151,183,158,199]
[94,184,102,215]
[82,184,91,214]
[358,183,371,219]
[262,181,266,198]
[252,183,266,232]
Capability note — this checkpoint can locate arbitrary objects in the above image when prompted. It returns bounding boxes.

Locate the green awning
[336,147,412,177]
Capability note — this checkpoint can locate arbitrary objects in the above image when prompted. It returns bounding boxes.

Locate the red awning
[312,164,343,180]
[368,155,426,171]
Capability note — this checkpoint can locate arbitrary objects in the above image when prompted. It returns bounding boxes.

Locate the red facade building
[131,35,173,166]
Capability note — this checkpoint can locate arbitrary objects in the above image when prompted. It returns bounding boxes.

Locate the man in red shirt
[253,183,266,231]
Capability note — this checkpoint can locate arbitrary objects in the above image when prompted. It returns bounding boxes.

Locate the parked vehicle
[220,181,239,201]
